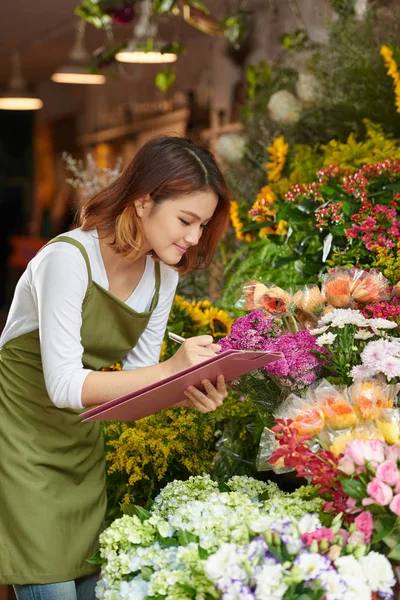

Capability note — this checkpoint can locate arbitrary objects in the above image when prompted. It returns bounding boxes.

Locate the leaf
[178,584,196,597]
[296,199,315,214]
[121,504,150,522]
[198,546,210,559]
[322,233,333,262]
[372,526,396,544]
[388,543,400,561]
[178,530,199,546]
[141,566,154,582]
[186,0,210,14]
[155,68,176,93]
[337,477,366,500]
[273,256,298,268]
[275,203,291,221]
[153,0,177,13]
[241,220,275,232]
[86,551,104,565]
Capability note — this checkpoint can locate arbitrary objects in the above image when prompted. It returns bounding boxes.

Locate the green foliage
[155,67,176,93]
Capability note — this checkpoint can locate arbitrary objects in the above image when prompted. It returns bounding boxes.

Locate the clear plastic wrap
[236,280,292,315]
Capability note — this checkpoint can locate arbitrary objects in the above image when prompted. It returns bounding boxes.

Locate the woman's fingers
[183,375,228,413]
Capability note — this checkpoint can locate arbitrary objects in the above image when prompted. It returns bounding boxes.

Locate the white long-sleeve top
[0,228,179,410]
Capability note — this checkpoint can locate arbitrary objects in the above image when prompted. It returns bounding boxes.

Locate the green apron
[0,236,160,584]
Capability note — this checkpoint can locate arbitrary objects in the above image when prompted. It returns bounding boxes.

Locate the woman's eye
[179,218,191,226]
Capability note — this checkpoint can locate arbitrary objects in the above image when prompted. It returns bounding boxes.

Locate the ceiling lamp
[115,0,177,64]
[51,21,106,84]
[0,53,43,111]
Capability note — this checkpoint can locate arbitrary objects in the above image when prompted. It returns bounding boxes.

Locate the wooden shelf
[77,108,190,147]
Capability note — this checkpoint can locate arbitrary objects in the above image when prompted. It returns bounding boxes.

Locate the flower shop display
[93,474,396,600]
[215,266,400,480]
[269,423,400,564]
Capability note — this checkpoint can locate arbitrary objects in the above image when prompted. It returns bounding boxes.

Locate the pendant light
[115,0,177,64]
[51,21,106,84]
[0,53,43,111]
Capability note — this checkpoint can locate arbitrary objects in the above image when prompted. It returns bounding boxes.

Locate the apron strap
[46,236,93,282]
[150,261,161,312]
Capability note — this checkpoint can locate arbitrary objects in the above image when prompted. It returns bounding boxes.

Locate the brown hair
[79,136,230,274]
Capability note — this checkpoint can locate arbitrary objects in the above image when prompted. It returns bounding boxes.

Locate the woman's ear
[134,194,153,217]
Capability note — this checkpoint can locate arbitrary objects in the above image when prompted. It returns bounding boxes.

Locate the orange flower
[242,280,269,310]
[324,275,352,308]
[351,381,394,420]
[294,285,326,317]
[290,406,325,437]
[320,395,357,430]
[260,287,291,314]
[351,271,388,304]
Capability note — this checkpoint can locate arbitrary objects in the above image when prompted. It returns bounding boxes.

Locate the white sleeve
[123,266,179,370]
[31,245,92,410]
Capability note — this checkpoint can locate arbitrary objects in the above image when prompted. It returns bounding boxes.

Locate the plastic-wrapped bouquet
[93,474,395,600]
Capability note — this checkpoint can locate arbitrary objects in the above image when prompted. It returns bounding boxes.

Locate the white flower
[294,553,331,580]
[295,72,320,106]
[250,516,273,533]
[317,332,337,346]
[368,318,397,330]
[204,543,238,582]
[319,569,348,600]
[267,90,302,124]
[298,514,322,534]
[335,556,370,600]
[359,551,396,595]
[119,577,148,600]
[255,563,288,600]
[354,329,374,340]
[350,364,375,380]
[310,326,328,335]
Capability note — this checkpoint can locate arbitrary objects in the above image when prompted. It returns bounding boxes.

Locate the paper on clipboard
[81,349,283,423]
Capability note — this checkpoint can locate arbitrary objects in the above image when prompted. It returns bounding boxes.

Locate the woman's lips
[174,244,187,254]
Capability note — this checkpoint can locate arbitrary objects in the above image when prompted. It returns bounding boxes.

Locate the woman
[0,136,230,600]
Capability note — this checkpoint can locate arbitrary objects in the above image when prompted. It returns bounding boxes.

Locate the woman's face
[136,190,218,265]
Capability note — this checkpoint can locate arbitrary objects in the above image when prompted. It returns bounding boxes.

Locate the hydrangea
[96,476,396,600]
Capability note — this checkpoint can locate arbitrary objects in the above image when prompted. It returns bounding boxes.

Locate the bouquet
[93,474,395,600]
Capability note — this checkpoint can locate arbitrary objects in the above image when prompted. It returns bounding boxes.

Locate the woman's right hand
[167,335,221,373]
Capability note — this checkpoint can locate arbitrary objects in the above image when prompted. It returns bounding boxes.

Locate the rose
[385,445,400,463]
[389,493,400,516]
[345,439,386,466]
[338,455,356,476]
[363,478,393,507]
[354,511,374,544]
[376,460,400,487]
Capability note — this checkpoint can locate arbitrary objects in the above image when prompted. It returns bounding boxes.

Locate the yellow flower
[202,307,234,336]
[380,45,400,114]
[377,420,400,445]
[196,299,213,310]
[229,200,254,242]
[159,340,167,361]
[265,136,289,182]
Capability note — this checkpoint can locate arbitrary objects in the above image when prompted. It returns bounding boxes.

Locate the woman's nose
[184,226,202,245]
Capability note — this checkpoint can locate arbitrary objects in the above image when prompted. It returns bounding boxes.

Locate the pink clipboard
[81,349,283,422]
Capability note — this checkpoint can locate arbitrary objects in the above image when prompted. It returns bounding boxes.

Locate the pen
[168,331,218,355]
[168,332,186,344]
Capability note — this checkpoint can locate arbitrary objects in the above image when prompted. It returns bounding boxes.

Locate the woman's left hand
[182,375,228,413]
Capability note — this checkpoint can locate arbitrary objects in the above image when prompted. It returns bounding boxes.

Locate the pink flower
[385,446,400,463]
[363,478,393,506]
[354,511,374,544]
[376,460,400,487]
[338,455,355,475]
[389,494,400,516]
[301,528,335,546]
[345,439,386,466]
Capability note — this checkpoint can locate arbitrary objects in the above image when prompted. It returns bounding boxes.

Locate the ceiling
[0,0,213,87]
[0,0,106,86]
